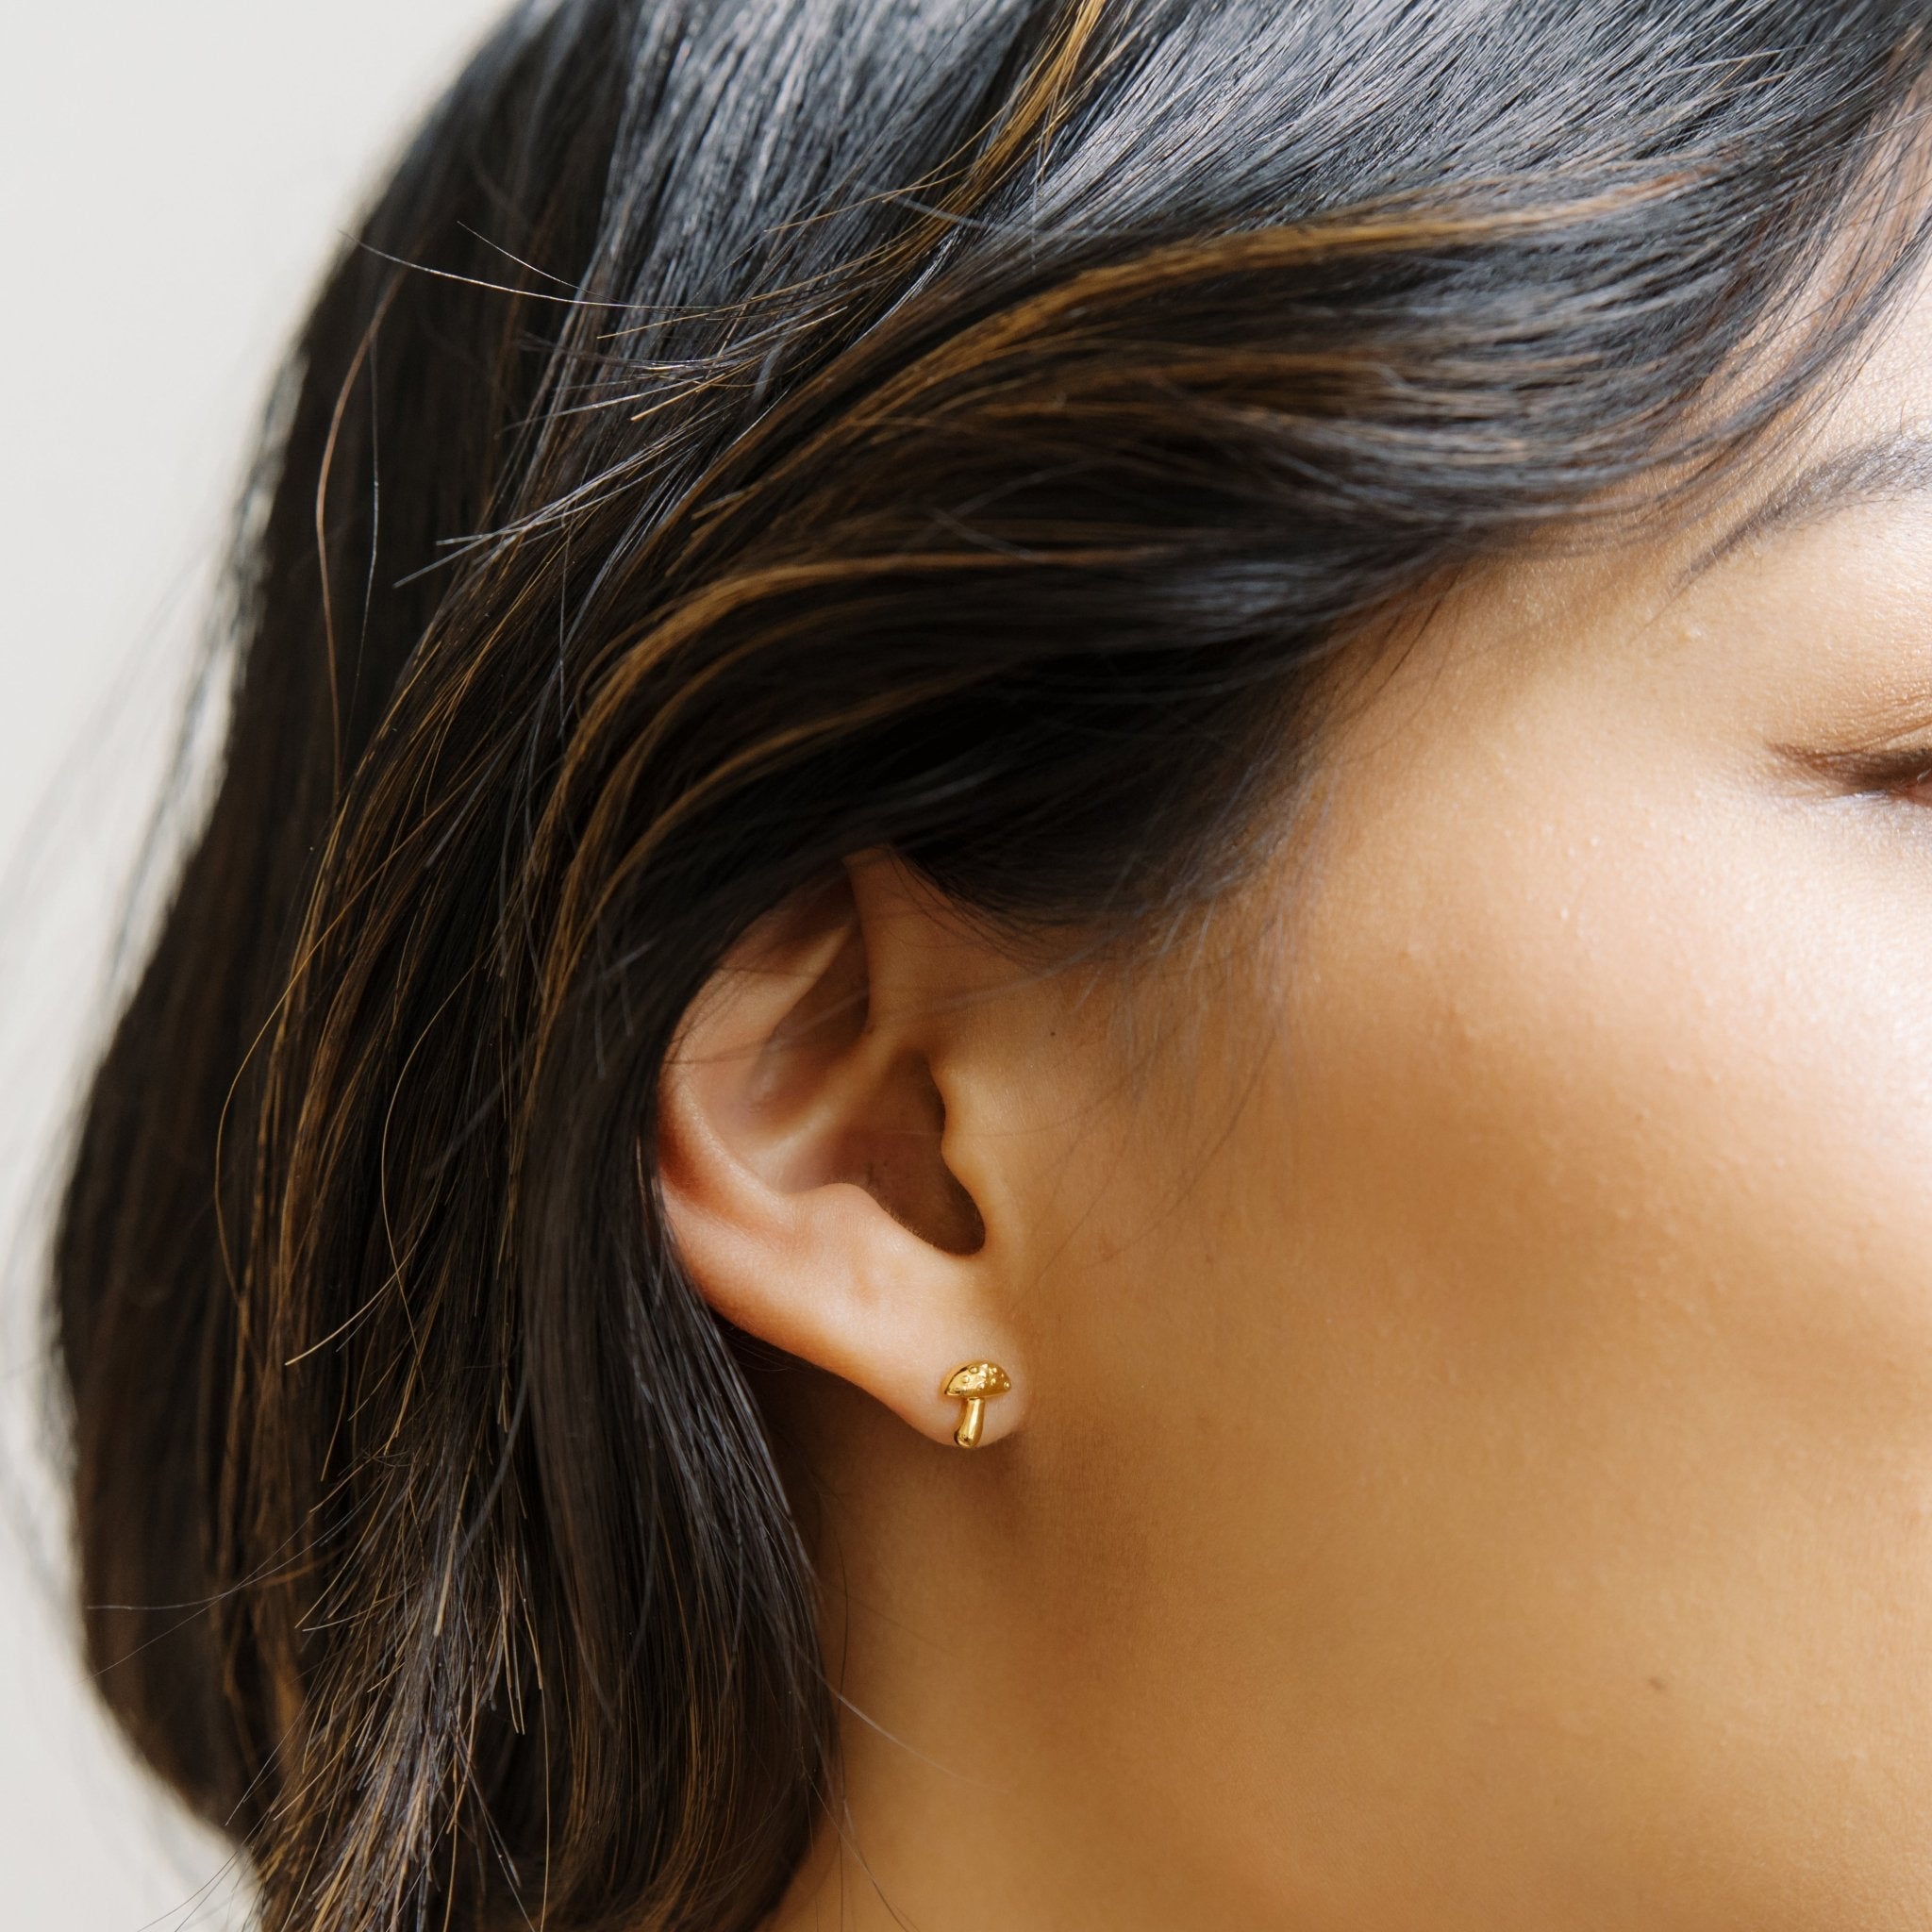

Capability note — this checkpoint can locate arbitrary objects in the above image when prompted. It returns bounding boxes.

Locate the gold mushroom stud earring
[941,1360,1012,1449]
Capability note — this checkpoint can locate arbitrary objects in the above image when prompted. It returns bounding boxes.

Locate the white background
[0,4,514,1923]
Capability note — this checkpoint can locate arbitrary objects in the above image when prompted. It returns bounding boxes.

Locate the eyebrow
[1679,427,1932,586]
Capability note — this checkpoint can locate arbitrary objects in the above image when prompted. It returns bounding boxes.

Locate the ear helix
[941,1359,1012,1448]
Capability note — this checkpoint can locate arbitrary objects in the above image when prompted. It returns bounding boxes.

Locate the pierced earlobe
[941,1359,1013,1448]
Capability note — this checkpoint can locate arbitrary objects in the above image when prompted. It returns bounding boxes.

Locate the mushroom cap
[941,1360,1011,1400]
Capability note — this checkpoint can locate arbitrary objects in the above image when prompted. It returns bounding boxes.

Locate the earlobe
[655,857,1028,1450]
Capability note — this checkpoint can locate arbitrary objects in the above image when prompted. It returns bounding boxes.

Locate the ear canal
[833,1052,985,1257]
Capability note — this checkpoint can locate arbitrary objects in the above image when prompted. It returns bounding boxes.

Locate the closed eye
[1770,741,1932,802]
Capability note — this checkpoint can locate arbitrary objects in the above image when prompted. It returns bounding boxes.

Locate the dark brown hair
[52,2,1932,1926]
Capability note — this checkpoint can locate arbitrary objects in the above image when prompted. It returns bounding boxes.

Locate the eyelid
[1772,741,1932,797]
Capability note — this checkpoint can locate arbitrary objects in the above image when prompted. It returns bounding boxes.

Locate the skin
[658,259,1932,1930]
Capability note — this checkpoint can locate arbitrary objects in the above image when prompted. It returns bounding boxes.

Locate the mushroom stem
[954,1395,987,1448]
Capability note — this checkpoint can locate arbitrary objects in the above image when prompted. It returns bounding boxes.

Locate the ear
[655,849,1031,1450]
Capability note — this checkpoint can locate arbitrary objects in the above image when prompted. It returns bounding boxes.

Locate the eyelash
[1847,746,1932,800]
[1772,740,1932,806]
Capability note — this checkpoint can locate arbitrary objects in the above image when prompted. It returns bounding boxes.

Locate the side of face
[660,252,1932,1932]
[995,274,1932,1926]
